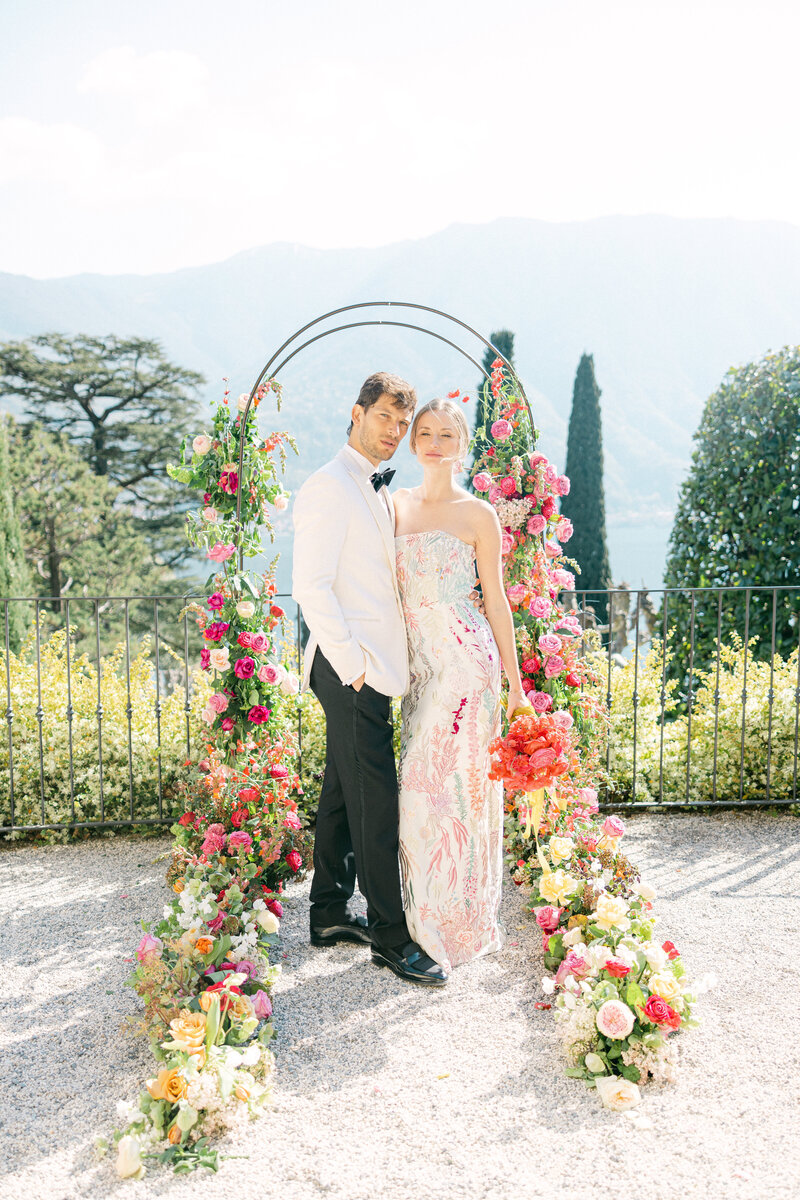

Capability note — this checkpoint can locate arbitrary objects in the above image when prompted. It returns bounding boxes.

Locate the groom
[291,372,447,987]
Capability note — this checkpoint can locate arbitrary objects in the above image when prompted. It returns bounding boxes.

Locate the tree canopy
[469,329,515,484]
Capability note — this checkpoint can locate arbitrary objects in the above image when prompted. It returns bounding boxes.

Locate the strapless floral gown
[395,530,505,971]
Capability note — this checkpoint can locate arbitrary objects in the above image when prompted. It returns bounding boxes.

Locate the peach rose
[230,991,255,1021]
[192,434,212,456]
[169,1009,207,1052]
[208,646,230,671]
[595,1074,641,1111]
[147,1067,187,1102]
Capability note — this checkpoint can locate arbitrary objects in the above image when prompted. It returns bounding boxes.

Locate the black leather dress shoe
[310,915,372,947]
[370,941,448,986]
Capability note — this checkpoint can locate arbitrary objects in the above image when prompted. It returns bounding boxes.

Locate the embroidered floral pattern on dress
[396,530,505,971]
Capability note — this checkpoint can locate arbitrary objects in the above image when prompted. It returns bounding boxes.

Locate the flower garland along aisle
[106,382,309,1178]
[473,360,708,1112]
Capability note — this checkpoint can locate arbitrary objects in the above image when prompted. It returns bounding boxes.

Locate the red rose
[266,898,284,918]
[644,994,681,1029]
[178,811,197,827]
[521,657,541,674]
[286,850,302,873]
[230,808,248,827]
[662,940,680,960]
[248,705,271,724]
[238,786,260,804]
[604,959,631,978]
[541,496,555,518]
[270,604,285,618]
[565,672,580,688]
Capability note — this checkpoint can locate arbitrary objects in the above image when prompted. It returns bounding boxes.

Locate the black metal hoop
[232,300,535,562]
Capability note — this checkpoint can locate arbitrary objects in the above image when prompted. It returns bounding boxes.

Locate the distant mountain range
[2,215,800,591]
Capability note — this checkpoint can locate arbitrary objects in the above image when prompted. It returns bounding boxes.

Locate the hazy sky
[2,0,798,278]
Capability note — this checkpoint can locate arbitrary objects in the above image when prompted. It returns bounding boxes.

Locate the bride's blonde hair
[409,398,470,458]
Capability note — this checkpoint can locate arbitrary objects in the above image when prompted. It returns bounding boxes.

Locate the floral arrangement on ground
[103,382,309,1177]
[472,360,711,1110]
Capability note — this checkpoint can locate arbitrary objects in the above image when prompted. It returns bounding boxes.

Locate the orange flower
[168,1124,182,1145]
[173,879,185,894]
[147,1067,187,1103]
[195,936,214,956]
[234,1084,250,1102]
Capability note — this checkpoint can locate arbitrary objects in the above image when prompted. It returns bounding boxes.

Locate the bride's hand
[505,686,528,721]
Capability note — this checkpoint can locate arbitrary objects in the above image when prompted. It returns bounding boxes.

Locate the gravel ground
[1,811,799,1200]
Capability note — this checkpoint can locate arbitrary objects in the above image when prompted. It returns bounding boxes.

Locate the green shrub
[591,637,799,804]
[1,629,211,839]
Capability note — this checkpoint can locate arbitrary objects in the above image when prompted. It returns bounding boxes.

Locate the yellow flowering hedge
[593,637,800,804]
[1,629,211,838]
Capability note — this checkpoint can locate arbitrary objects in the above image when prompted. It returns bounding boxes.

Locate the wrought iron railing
[2,585,798,834]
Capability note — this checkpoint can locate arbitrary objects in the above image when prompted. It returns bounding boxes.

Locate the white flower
[632,881,657,901]
[585,1052,606,1074]
[192,434,212,456]
[237,392,251,411]
[115,1135,146,1179]
[255,909,280,934]
[562,926,584,947]
[561,991,577,1010]
[541,976,556,995]
[236,600,256,619]
[595,1074,642,1111]
[593,894,630,932]
[643,942,669,972]
[241,1044,261,1067]
[252,898,266,910]
[115,1099,136,1122]
[273,493,289,511]
[280,671,300,695]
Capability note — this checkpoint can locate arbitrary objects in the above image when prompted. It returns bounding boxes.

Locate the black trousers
[309,648,409,949]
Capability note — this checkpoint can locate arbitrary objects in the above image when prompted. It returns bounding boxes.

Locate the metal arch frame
[233,300,534,543]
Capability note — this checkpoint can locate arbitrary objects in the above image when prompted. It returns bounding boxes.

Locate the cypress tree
[560,354,612,625]
[469,330,515,483]
[0,416,33,650]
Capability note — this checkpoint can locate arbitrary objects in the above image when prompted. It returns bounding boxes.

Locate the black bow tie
[370,468,395,492]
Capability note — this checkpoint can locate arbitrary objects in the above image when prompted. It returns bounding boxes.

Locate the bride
[393,398,525,972]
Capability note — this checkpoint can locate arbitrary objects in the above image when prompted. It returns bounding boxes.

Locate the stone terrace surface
[1,811,799,1200]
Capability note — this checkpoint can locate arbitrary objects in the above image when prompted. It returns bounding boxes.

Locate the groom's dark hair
[347,372,417,434]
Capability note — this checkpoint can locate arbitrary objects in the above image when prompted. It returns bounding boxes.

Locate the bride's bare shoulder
[462,493,499,524]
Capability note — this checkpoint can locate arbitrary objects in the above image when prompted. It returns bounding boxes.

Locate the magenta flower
[203,621,230,642]
[266,898,283,918]
[220,716,235,732]
[247,705,271,724]
[500,476,517,496]
[207,592,225,610]
[234,656,256,679]
[286,850,302,873]
[227,830,253,853]
[200,648,211,670]
[252,991,273,1020]
[219,469,239,494]
[270,763,289,779]
[234,959,258,979]
[531,691,553,712]
[283,811,302,831]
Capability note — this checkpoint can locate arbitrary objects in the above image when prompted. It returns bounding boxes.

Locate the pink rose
[520,656,541,674]
[203,621,230,642]
[550,568,575,591]
[557,518,573,542]
[250,632,269,653]
[501,532,514,556]
[556,951,591,986]
[200,648,211,671]
[472,471,491,492]
[538,633,562,655]
[541,496,556,518]
[283,811,302,831]
[248,705,271,724]
[252,991,273,1020]
[545,464,558,485]
[500,476,517,496]
[545,541,560,558]
[207,592,225,610]
[237,631,254,648]
[234,656,256,679]
[490,419,513,440]
[258,663,279,684]
[602,815,626,839]
[208,692,229,714]
[525,514,545,537]
[534,905,563,933]
[136,933,163,963]
[234,959,258,979]
[529,596,552,619]
[202,506,218,523]
[207,542,236,562]
[201,829,226,855]
[529,452,547,468]
[544,655,565,678]
[286,850,302,873]
[578,787,599,812]
[555,474,571,496]
[220,716,235,732]
[270,764,289,779]
[228,830,253,853]
[507,584,526,604]
[488,485,502,504]
[207,913,225,933]
[551,710,574,729]
[531,691,553,712]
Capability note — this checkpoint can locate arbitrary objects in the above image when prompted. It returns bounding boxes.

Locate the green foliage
[0,416,33,648]
[665,346,800,677]
[0,628,211,839]
[561,354,611,623]
[469,329,515,485]
[591,636,800,804]
[0,333,205,574]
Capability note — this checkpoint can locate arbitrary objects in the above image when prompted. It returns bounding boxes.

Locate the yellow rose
[595,1074,641,1111]
[594,893,630,932]
[649,972,684,1010]
[168,1009,207,1051]
[539,869,579,905]
[548,836,574,864]
[146,1067,187,1103]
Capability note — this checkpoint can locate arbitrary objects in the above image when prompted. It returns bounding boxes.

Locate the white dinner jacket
[291,447,409,697]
